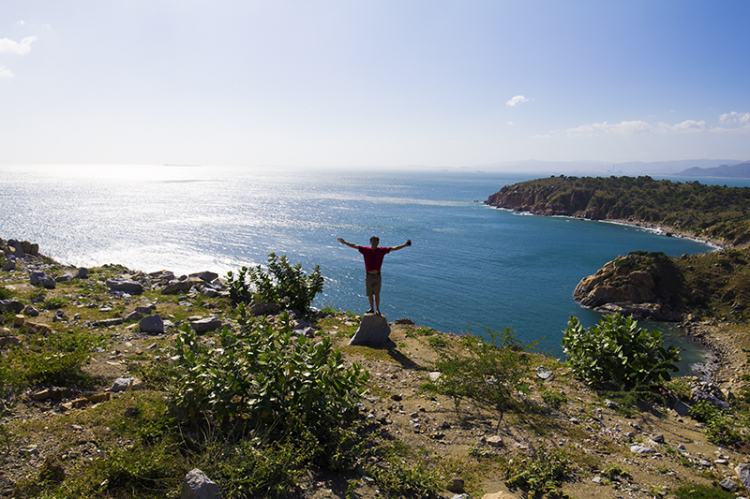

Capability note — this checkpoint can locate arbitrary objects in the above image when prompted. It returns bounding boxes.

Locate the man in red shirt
[338,236,412,315]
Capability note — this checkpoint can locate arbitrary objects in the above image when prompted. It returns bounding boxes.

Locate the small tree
[226,253,324,313]
[562,313,680,390]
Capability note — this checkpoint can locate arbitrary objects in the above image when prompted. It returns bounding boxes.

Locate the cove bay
[1,165,739,363]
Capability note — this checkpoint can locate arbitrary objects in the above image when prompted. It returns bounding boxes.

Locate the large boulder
[348,314,392,346]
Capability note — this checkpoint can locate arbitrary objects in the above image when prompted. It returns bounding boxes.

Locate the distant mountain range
[676,161,750,178]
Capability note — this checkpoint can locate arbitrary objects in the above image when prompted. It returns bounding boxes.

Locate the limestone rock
[348,314,392,346]
[181,468,222,499]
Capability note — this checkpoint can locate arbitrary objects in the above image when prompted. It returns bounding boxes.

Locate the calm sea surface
[2,165,747,370]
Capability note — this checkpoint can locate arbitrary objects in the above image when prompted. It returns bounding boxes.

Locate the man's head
[370,236,379,248]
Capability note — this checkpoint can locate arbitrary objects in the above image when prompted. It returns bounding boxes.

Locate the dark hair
[370,236,379,242]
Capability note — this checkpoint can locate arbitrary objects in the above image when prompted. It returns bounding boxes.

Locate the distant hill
[677,161,750,178]
[485,175,750,246]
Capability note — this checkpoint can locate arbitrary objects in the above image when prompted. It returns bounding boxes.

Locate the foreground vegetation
[486,175,750,246]
[2,244,750,498]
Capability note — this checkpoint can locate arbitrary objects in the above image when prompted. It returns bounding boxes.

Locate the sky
[1,1,749,169]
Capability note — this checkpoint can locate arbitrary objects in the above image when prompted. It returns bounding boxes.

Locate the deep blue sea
[2,165,747,370]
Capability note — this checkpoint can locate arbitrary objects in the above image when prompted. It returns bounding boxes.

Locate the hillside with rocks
[3,238,750,499]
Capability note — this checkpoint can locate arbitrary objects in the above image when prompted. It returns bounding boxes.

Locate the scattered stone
[446,477,465,493]
[486,435,504,447]
[55,272,74,282]
[672,399,691,416]
[349,314,392,346]
[190,271,219,282]
[720,478,738,492]
[107,278,143,295]
[24,305,39,317]
[535,366,554,380]
[650,434,665,444]
[737,463,750,491]
[181,468,222,499]
[0,299,24,313]
[630,445,655,454]
[124,311,143,322]
[249,302,284,316]
[190,317,222,334]
[74,267,89,279]
[163,277,203,295]
[111,377,134,393]
[135,305,155,314]
[140,315,165,334]
[604,399,620,409]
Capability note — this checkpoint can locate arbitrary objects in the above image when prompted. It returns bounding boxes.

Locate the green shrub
[671,483,735,499]
[0,285,14,300]
[689,400,741,446]
[562,314,680,390]
[541,390,568,410]
[43,296,68,310]
[227,253,324,313]
[169,309,368,443]
[503,446,572,497]
[424,325,534,421]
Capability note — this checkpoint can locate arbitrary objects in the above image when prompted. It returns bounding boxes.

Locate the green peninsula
[485,175,750,247]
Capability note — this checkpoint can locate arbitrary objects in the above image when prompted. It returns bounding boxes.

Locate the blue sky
[1,1,749,168]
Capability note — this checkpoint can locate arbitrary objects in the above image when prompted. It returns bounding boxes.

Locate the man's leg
[365,274,376,314]
[367,294,375,314]
[374,292,381,315]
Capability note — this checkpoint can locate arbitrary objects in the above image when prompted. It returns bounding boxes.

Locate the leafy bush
[424,325,534,421]
[169,309,368,444]
[226,253,324,313]
[562,314,680,389]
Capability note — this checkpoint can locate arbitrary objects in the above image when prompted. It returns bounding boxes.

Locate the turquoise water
[0,165,738,368]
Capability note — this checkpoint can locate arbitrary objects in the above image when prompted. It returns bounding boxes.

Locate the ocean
[0,165,740,369]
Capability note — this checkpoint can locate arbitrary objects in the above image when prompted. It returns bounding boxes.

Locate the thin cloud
[0,63,14,78]
[0,36,38,55]
[657,120,706,133]
[541,116,743,139]
[564,120,653,137]
[506,95,529,107]
[720,111,750,126]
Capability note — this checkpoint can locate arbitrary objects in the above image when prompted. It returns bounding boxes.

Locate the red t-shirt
[357,246,391,273]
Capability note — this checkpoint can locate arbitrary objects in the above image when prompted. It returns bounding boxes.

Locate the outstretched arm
[338,238,359,250]
[390,239,412,251]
